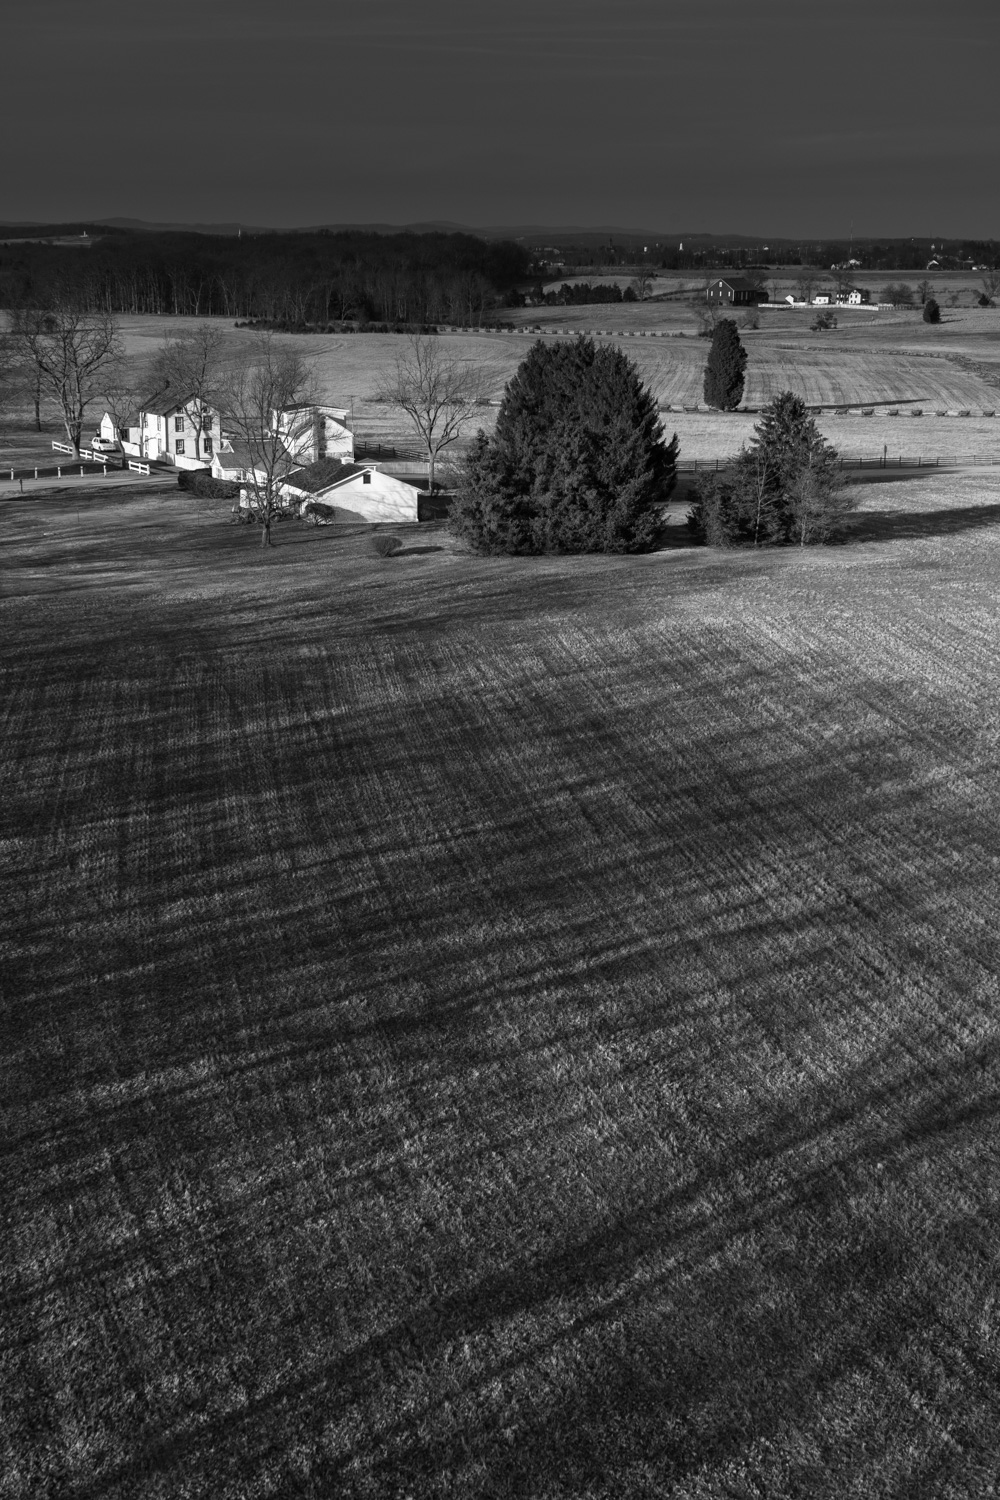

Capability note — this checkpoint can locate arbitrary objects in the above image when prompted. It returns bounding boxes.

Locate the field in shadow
[5,484,1000,1497]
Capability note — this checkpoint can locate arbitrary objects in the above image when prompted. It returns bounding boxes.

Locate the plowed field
[6,476,1000,1497]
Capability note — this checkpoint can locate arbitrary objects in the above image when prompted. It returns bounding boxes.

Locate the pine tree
[449,337,678,554]
[703,318,747,410]
[923,298,941,324]
[687,390,854,546]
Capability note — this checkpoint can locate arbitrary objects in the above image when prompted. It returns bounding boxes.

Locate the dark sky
[3,0,996,237]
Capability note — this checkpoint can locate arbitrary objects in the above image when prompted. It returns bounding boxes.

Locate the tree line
[0,229,531,325]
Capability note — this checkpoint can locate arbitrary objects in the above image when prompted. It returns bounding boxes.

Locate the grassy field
[6,474,1000,1497]
[104,308,1000,418]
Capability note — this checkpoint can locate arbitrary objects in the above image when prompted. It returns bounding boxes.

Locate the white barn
[281,460,420,524]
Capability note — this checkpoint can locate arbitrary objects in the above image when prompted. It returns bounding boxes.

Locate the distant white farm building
[835,286,870,305]
[279,459,420,524]
[705,277,769,307]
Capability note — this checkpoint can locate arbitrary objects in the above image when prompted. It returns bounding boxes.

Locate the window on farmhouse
[202,414,214,430]
[362,472,371,484]
[176,440,185,455]
[203,436,213,454]
[174,416,185,432]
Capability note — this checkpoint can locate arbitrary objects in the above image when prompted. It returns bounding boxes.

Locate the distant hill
[0,216,780,247]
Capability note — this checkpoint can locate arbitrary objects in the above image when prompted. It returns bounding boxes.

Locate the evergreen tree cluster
[688,392,856,546]
[449,337,677,555]
[703,319,747,410]
[535,281,633,305]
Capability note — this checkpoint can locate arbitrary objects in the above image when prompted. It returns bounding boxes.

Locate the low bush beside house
[178,470,240,500]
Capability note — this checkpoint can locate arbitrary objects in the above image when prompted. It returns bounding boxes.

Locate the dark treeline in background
[1,226,995,326]
[533,237,998,273]
[0,229,532,326]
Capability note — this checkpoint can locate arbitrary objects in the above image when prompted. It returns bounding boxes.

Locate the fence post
[57,467,61,477]
[34,468,38,479]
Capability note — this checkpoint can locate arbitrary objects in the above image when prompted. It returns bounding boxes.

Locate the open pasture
[6,476,1000,1496]
[658,411,1000,464]
[101,313,1000,442]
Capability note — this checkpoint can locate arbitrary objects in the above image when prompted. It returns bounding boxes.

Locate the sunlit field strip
[4,485,1000,1496]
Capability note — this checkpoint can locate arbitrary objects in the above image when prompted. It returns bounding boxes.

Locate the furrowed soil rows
[5,471,1000,1498]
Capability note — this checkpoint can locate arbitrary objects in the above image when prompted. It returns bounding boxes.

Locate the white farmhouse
[273,405,354,465]
[118,390,220,468]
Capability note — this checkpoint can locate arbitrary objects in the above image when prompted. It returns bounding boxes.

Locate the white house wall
[292,472,420,524]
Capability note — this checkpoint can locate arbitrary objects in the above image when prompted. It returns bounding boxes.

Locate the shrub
[811,310,837,331]
[687,391,854,547]
[177,469,239,499]
[448,337,677,555]
[370,534,404,557]
[302,501,337,524]
[923,298,941,324]
[703,320,747,410]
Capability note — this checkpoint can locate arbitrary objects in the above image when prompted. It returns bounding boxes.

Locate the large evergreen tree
[703,319,747,410]
[688,390,854,546]
[449,337,678,554]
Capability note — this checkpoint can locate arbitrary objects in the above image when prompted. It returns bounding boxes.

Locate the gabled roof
[285,459,376,494]
[714,276,760,291]
[280,403,349,419]
[141,390,219,419]
[213,441,258,471]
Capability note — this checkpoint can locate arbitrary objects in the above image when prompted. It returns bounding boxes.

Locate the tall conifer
[703,319,747,410]
[449,337,677,554]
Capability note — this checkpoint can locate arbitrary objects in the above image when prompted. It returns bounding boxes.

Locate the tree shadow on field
[63,1028,1000,1500]
[847,499,1000,545]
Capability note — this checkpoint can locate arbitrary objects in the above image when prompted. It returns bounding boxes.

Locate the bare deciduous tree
[149,323,227,465]
[217,333,316,548]
[794,268,819,304]
[96,355,144,457]
[629,269,654,301]
[981,269,1000,306]
[9,302,121,456]
[372,335,497,494]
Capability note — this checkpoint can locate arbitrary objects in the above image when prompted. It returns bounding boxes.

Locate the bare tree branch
[8,300,121,456]
[372,335,498,493]
[217,332,316,548]
[149,324,227,464]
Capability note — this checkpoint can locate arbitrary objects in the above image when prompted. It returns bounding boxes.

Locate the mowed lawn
[6,479,1000,1498]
